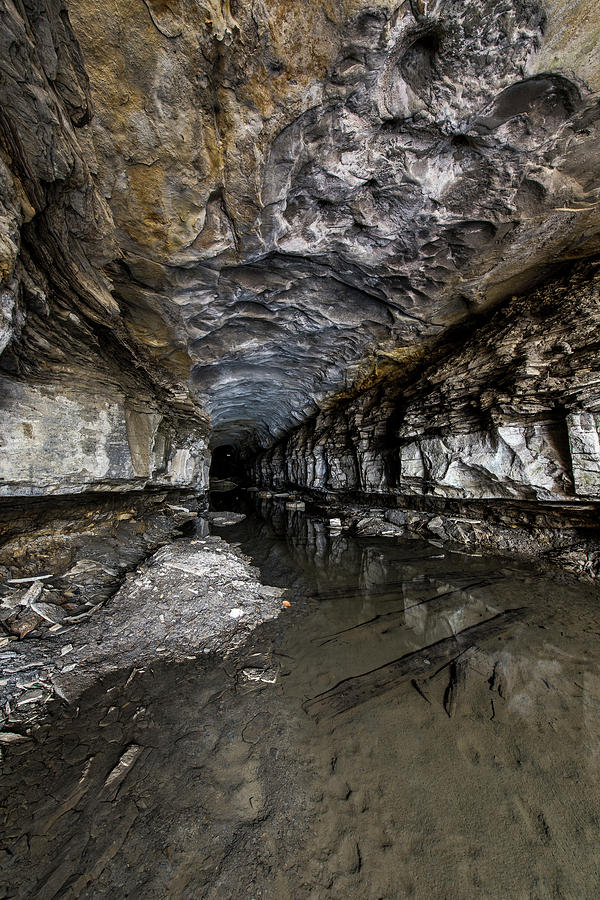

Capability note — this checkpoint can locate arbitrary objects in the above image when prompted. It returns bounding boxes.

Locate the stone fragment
[8,609,43,638]
[0,731,29,743]
[259,585,284,598]
[16,689,45,706]
[103,745,142,789]
[207,511,246,526]
[22,582,43,606]
[29,601,68,624]
[7,575,53,585]
[241,667,278,684]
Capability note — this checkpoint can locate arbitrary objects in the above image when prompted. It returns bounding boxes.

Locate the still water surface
[1,501,599,898]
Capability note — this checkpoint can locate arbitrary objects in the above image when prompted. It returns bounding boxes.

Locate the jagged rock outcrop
[0,374,210,496]
[3,0,600,491]
[253,258,600,503]
[3,0,600,513]
[0,0,209,495]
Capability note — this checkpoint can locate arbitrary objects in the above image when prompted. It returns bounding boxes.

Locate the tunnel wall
[0,0,210,497]
[2,0,600,500]
[252,260,600,506]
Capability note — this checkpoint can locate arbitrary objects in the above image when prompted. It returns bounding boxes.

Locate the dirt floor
[2,507,600,899]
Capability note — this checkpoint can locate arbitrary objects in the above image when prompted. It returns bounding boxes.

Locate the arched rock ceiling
[68,0,600,447]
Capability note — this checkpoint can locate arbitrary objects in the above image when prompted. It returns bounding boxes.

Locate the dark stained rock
[253,260,600,501]
[2,0,600,480]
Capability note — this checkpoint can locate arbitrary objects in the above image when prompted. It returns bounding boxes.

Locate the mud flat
[2,506,600,898]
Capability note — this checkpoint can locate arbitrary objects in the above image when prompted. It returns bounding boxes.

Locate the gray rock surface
[0,0,210,496]
[253,260,600,513]
[0,534,284,723]
[2,0,600,479]
[0,376,209,495]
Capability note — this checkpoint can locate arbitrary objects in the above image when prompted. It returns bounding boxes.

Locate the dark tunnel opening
[210,444,243,482]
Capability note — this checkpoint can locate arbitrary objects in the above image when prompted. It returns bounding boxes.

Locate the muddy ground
[2,505,599,899]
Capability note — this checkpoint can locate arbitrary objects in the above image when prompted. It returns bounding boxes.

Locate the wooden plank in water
[304,607,525,721]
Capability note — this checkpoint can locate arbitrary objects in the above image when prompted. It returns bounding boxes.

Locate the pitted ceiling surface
[4,0,600,449]
[183,1,600,445]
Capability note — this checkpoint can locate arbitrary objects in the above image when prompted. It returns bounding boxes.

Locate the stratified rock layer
[253,259,600,507]
[0,0,210,495]
[3,0,600,487]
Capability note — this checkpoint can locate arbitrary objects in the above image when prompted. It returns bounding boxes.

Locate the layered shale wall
[254,261,600,503]
[0,0,210,496]
[2,0,600,536]
[252,260,600,572]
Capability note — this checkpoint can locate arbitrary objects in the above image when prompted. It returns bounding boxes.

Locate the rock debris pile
[0,530,284,727]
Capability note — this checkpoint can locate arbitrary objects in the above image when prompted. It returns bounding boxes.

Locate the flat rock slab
[206,511,247,526]
[0,536,284,726]
[209,479,238,493]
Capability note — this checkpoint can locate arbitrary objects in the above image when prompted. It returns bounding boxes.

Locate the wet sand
[1,507,599,898]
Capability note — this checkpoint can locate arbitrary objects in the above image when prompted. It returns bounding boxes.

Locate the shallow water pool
[1,503,599,899]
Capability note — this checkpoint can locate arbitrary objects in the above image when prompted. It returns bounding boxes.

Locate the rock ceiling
[3,0,600,451]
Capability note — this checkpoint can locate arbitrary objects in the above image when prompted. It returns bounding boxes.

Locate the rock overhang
[103,1,600,447]
[3,0,600,463]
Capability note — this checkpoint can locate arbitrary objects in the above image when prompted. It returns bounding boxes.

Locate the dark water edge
[1,498,600,899]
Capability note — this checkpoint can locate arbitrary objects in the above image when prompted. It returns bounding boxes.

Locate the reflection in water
[1,499,600,899]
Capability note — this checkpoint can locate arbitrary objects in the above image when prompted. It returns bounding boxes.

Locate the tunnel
[2,0,600,895]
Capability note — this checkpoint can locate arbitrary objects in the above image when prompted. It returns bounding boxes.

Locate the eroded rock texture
[3,0,600,491]
[76,0,600,447]
[3,0,600,532]
[0,0,209,494]
[253,260,600,502]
